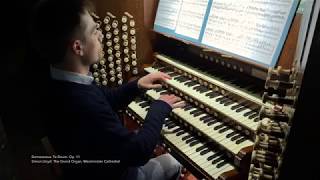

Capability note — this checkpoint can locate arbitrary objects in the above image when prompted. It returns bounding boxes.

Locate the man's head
[31,0,103,66]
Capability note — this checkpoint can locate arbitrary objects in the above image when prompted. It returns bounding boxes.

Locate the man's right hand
[158,94,186,109]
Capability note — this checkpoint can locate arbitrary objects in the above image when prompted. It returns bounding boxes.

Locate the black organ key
[173,75,183,80]
[218,126,230,133]
[231,103,242,110]
[224,100,235,106]
[235,137,247,144]
[139,102,149,108]
[200,115,212,121]
[248,113,259,119]
[185,137,197,144]
[226,131,238,138]
[200,148,211,156]
[213,124,225,130]
[243,110,256,117]
[253,117,261,122]
[179,77,189,83]
[219,97,230,104]
[165,121,175,127]
[183,105,194,111]
[235,106,247,112]
[193,111,204,117]
[207,119,219,126]
[185,81,198,87]
[196,145,207,152]
[167,123,177,129]
[207,152,223,161]
[172,127,183,133]
[215,96,225,102]
[182,134,193,141]
[216,160,229,168]
[176,131,186,136]
[190,140,201,147]
[190,109,202,114]
[212,156,226,164]
[176,76,189,83]
[204,118,217,124]
[196,86,210,93]
[230,134,243,141]
[205,91,220,98]
[193,85,201,90]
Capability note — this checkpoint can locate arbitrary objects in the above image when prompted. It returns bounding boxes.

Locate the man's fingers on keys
[172,101,186,109]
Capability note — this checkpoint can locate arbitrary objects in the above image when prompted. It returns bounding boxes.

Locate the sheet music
[154,0,182,30]
[202,0,295,66]
[175,0,209,39]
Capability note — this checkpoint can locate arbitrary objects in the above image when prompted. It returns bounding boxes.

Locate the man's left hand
[138,72,171,89]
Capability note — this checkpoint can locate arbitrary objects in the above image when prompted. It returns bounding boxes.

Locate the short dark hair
[30,0,94,64]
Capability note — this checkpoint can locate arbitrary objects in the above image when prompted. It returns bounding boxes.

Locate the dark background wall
[1,1,52,180]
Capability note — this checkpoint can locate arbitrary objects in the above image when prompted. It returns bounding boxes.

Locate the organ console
[89,0,319,179]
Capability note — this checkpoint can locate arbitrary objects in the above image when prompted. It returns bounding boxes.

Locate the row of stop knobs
[249,67,297,180]
[92,12,139,86]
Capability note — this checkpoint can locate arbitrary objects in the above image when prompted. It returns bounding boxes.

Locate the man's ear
[72,40,84,56]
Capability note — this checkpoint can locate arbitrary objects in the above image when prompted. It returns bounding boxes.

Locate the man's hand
[138,72,171,89]
[159,94,186,109]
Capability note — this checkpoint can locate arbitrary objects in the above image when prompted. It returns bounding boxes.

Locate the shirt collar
[50,66,94,85]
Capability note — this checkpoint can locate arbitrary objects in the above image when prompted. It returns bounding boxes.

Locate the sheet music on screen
[154,0,300,68]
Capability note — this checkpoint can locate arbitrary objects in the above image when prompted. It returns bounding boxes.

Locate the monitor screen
[154,0,300,68]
